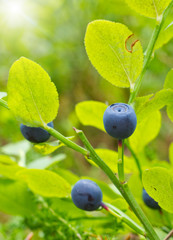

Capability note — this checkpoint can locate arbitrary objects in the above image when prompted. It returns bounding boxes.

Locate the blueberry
[20,122,54,143]
[71,179,103,211]
[103,103,137,139]
[142,188,160,210]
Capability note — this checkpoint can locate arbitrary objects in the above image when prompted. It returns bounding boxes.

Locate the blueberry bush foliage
[0,0,173,240]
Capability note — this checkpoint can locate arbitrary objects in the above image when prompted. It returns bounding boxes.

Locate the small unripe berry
[20,122,54,143]
[103,103,137,139]
[142,188,160,210]
[71,179,103,211]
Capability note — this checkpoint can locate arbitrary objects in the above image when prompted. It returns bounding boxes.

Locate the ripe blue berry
[20,122,54,143]
[71,179,103,211]
[142,188,160,210]
[103,103,137,139]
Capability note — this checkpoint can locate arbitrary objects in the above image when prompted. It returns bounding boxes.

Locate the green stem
[128,1,173,104]
[125,140,142,181]
[74,128,159,240]
[43,125,88,156]
[101,202,145,236]
[117,139,125,183]
[123,182,160,240]
[0,99,9,110]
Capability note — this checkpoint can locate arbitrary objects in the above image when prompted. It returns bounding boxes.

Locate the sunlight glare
[2,0,26,27]
[8,2,23,15]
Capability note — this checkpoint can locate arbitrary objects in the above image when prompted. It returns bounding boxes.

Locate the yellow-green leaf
[0,179,36,216]
[0,155,23,179]
[7,57,59,126]
[33,137,74,155]
[134,94,154,114]
[75,101,107,131]
[126,0,172,19]
[155,23,173,49]
[136,89,173,123]
[17,169,71,198]
[167,103,173,121]
[129,111,161,153]
[129,174,164,227]
[169,142,173,166]
[55,168,79,185]
[33,141,63,155]
[143,167,173,213]
[164,69,173,121]
[85,20,143,88]
[87,148,137,173]
[164,69,173,89]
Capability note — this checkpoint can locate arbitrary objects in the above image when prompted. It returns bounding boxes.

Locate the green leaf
[33,141,64,155]
[155,23,173,49]
[75,101,107,131]
[134,94,154,113]
[111,198,128,211]
[125,0,172,18]
[143,167,173,213]
[128,174,165,227]
[129,111,161,153]
[142,204,166,227]
[17,169,71,198]
[27,154,66,169]
[169,142,173,166]
[154,229,168,239]
[164,69,173,121]
[7,57,59,126]
[128,174,143,200]
[54,168,79,185]
[87,148,137,173]
[136,89,173,123]
[0,179,36,216]
[0,155,23,179]
[33,137,74,155]
[0,92,7,99]
[167,104,173,121]
[85,20,143,88]
[51,198,86,219]
[164,69,173,89]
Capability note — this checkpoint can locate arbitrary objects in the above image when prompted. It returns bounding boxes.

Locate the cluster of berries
[20,103,159,210]
[71,103,159,211]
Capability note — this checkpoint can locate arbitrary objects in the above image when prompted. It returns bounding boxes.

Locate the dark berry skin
[142,188,160,210]
[71,179,103,211]
[103,103,137,139]
[20,122,54,143]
